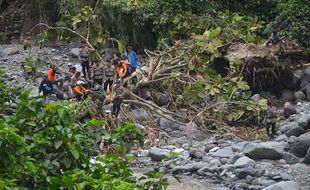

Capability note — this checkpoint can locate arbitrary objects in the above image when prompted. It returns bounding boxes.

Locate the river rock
[301,67,310,90]
[285,124,306,137]
[3,47,19,56]
[262,181,300,190]
[283,102,297,118]
[234,166,255,179]
[204,144,217,153]
[233,156,255,168]
[282,152,300,164]
[70,48,80,58]
[289,134,310,157]
[157,117,184,131]
[302,147,310,164]
[172,162,209,174]
[212,147,234,158]
[294,91,306,100]
[51,55,63,62]
[297,113,310,129]
[189,148,205,159]
[280,122,299,134]
[280,172,293,181]
[243,142,285,160]
[132,108,151,121]
[147,148,170,161]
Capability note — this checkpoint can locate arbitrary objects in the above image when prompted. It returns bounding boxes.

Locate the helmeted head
[77,80,84,86]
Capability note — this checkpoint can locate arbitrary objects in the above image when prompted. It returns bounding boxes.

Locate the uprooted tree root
[223,39,309,93]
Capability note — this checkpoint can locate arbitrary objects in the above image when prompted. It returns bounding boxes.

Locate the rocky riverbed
[1,44,310,190]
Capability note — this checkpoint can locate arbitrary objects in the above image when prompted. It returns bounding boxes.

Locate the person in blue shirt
[124,46,140,84]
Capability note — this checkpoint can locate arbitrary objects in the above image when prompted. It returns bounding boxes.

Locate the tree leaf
[54,138,63,150]
[70,149,80,160]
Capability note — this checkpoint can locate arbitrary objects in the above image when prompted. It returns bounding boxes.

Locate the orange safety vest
[74,85,90,96]
[47,69,57,82]
[115,60,130,78]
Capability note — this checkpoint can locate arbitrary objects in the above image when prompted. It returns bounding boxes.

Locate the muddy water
[132,168,212,190]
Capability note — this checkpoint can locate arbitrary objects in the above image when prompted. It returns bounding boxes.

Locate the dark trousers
[94,78,103,86]
[266,122,276,138]
[112,96,122,117]
[104,79,113,91]
[81,60,89,78]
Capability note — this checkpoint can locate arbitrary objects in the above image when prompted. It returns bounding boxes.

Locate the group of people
[39,41,141,118]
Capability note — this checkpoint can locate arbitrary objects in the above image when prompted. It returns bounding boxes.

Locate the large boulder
[3,47,19,56]
[243,142,285,160]
[262,181,300,190]
[212,147,234,158]
[285,125,306,137]
[233,156,255,168]
[70,48,80,58]
[289,133,310,157]
[147,148,170,161]
[300,67,310,90]
[294,91,306,100]
[303,147,310,164]
[282,152,300,164]
[283,102,297,118]
[297,113,310,129]
[279,122,305,137]
[281,89,294,102]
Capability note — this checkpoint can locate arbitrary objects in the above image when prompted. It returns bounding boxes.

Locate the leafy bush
[0,88,168,189]
[266,0,310,48]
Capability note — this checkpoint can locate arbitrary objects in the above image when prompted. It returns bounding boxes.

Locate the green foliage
[266,0,310,48]
[0,90,168,189]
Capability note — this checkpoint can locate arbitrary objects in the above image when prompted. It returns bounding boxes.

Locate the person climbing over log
[73,80,91,101]
[91,60,104,86]
[264,100,277,139]
[79,40,95,79]
[264,30,281,46]
[103,60,115,91]
[124,46,140,84]
[112,79,125,118]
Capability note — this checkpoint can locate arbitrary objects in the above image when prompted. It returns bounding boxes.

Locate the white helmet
[77,80,84,85]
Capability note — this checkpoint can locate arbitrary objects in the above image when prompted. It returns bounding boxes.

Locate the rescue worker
[47,65,57,83]
[103,60,115,91]
[91,60,104,86]
[265,101,277,139]
[47,64,64,99]
[264,30,280,46]
[124,46,140,74]
[74,80,91,101]
[114,58,130,87]
[39,76,53,98]
[62,76,73,99]
[79,41,94,78]
[112,80,125,118]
